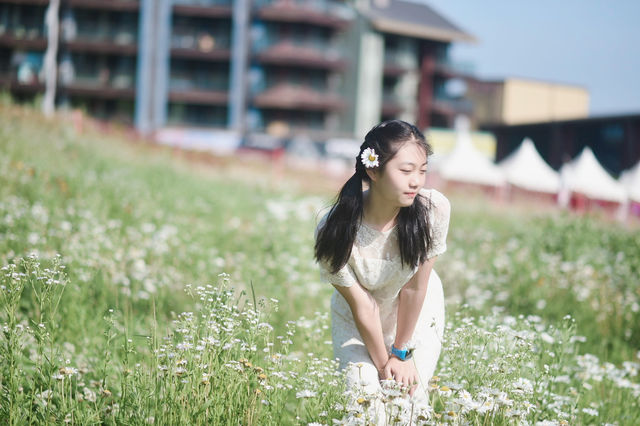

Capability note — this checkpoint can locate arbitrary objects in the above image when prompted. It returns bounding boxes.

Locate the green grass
[1,102,639,424]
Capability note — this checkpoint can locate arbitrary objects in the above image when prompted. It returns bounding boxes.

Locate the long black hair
[315,120,434,273]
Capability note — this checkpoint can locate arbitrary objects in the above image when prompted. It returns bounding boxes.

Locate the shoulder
[419,188,451,216]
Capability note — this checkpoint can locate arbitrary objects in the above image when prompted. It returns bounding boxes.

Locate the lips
[404,192,416,197]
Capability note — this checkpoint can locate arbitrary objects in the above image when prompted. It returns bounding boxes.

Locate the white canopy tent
[620,161,640,203]
[436,117,505,187]
[559,147,627,203]
[498,137,560,194]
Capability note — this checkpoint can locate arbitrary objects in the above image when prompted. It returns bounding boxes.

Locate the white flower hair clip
[360,147,379,168]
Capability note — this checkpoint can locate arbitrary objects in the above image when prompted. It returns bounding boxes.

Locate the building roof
[484,112,640,130]
[363,0,475,43]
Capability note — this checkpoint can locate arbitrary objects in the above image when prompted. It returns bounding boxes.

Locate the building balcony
[168,89,228,106]
[62,82,136,99]
[254,0,355,30]
[0,74,44,94]
[433,58,475,79]
[0,50,44,89]
[63,9,138,49]
[0,3,46,40]
[0,0,49,5]
[252,82,345,111]
[383,51,416,77]
[0,33,47,50]
[167,103,228,128]
[431,96,473,116]
[383,64,408,78]
[171,47,230,61]
[61,73,136,99]
[254,40,346,71]
[173,0,232,18]
[169,73,229,105]
[64,39,137,55]
[0,73,136,99]
[170,32,231,61]
[67,0,140,12]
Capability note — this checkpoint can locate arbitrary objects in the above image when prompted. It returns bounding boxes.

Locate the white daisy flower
[360,148,379,168]
[295,389,317,398]
[582,407,599,416]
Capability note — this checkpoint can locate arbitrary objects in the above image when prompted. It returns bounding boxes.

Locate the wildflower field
[1,102,639,425]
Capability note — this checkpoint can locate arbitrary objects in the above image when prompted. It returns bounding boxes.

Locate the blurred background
[1,0,639,218]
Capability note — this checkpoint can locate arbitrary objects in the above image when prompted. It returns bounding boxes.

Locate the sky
[422,0,640,116]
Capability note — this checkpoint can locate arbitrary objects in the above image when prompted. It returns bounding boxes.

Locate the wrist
[390,344,413,361]
[375,355,389,371]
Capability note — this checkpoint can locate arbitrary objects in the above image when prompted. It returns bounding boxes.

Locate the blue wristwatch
[391,344,413,361]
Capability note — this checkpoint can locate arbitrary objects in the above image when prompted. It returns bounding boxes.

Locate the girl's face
[368,141,427,208]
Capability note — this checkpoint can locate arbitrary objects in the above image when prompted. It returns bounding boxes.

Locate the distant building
[346,0,475,136]
[467,77,590,127]
[0,0,474,142]
[1,1,141,123]
[244,0,356,139]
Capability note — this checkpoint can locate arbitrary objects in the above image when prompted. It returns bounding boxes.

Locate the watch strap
[391,344,413,361]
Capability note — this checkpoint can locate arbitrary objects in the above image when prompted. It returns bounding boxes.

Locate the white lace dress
[316,188,451,407]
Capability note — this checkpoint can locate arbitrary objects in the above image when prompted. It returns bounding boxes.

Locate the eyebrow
[399,162,428,167]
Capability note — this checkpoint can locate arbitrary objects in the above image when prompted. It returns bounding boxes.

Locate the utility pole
[43,0,60,117]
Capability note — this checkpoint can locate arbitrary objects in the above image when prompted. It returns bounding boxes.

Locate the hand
[377,359,391,381]
[383,357,419,396]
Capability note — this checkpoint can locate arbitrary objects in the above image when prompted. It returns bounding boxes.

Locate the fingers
[393,373,413,389]
[382,364,392,380]
[385,360,420,396]
[409,378,419,397]
[397,374,419,395]
[401,375,411,389]
[411,372,421,396]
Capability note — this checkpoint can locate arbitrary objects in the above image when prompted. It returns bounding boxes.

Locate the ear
[365,168,378,182]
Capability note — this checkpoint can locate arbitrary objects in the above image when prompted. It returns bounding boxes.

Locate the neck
[363,188,400,232]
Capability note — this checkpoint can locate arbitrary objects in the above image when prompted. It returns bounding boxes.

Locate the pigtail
[314,171,364,273]
[397,193,432,267]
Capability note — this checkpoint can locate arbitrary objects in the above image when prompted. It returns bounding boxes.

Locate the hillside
[1,102,639,424]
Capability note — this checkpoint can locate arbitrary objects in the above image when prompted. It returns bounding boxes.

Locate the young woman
[314,120,450,419]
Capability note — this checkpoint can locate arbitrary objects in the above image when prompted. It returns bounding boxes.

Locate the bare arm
[384,256,437,394]
[394,256,437,349]
[333,282,389,376]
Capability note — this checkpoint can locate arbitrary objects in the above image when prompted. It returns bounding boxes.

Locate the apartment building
[0,0,140,122]
[0,0,473,142]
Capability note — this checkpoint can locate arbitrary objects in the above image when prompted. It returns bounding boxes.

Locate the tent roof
[560,147,627,202]
[436,117,504,186]
[620,161,640,202]
[498,138,560,193]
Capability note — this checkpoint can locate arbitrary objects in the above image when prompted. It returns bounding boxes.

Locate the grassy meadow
[1,101,639,425]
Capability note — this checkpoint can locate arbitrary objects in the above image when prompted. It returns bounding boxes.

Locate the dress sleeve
[317,258,358,288]
[314,212,357,288]
[425,189,451,259]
